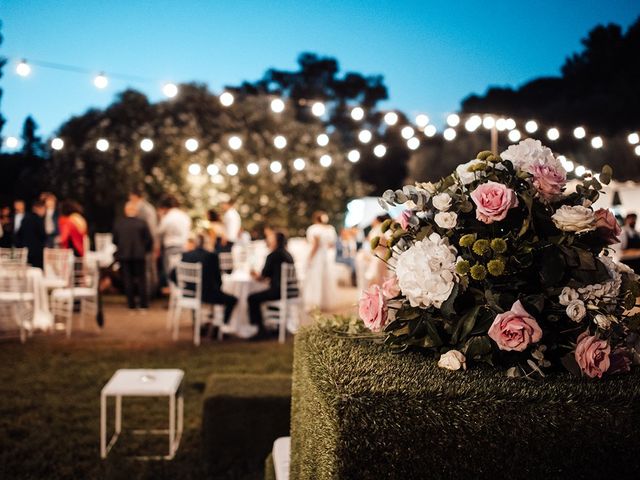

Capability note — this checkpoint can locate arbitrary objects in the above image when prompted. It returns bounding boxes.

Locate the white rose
[395,233,458,309]
[594,314,614,330]
[434,211,457,229]
[455,159,487,185]
[566,300,587,322]
[552,205,596,233]
[501,138,555,173]
[432,192,452,211]
[437,350,466,371]
[558,286,579,306]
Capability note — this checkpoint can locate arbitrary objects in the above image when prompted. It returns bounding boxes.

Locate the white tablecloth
[221,271,268,338]
[0,267,53,331]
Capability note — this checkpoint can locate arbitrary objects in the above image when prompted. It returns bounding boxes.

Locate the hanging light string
[3,56,640,166]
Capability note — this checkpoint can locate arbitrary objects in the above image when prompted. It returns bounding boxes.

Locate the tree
[0,21,7,139]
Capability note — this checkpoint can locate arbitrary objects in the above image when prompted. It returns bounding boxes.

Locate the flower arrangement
[360,138,640,379]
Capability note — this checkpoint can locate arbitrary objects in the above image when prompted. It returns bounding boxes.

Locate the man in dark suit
[113,202,153,310]
[15,200,47,268]
[172,234,238,326]
[248,231,295,337]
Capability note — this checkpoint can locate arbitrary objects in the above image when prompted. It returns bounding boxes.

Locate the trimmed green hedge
[202,373,291,478]
[264,453,275,480]
[290,321,640,479]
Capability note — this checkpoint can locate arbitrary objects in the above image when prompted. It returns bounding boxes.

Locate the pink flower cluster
[530,163,566,199]
[574,333,610,378]
[594,208,621,245]
[470,181,518,224]
[358,276,400,332]
[488,300,542,352]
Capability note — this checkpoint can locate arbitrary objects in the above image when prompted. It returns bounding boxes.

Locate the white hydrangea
[501,138,555,173]
[395,233,458,309]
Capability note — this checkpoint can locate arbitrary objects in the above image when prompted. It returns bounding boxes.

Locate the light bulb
[384,112,398,126]
[351,107,365,121]
[525,120,538,133]
[226,164,239,176]
[573,126,586,139]
[293,158,306,171]
[94,73,108,89]
[423,125,437,137]
[96,138,109,151]
[358,129,372,143]
[316,133,329,146]
[228,136,242,150]
[347,150,360,163]
[415,114,429,128]
[270,98,285,113]
[591,136,603,149]
[162,83,178,98]
[407,137,420,150]
[547,128,560,141]
[273,135,287,149]
[140,138,154,152]
[188,163,201,175]
[373,144,387,157]
[443,128,456,141]
[185,138,199,152]
[51,137,64,150]
[401,126,415,139]
[319,154,332,167]
[16,60,31,77]
[270,160,282,173]
[446,114,460,127]
[219,92,234,107]
[311,102,326,117]
[247,162,259,175]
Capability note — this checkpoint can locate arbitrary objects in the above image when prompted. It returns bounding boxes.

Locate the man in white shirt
[13,200,26,241]
[157,196,192,280]
[221,200,242,246]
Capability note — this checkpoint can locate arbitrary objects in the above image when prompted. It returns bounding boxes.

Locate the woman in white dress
[304,211,338,311]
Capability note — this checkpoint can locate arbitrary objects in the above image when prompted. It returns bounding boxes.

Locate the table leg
[100,394,107,458]
[169,394,176,458]
[115,396,122,434]
[178,392,184,438]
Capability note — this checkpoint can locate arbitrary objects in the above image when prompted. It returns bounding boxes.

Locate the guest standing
[41,193,59,248]
[12,200,26,244]
[58,200,88,257]
[0,206,14,248]
[129,187,159,296]
[113,202,153,310]
[157,195,191,279]
[248,231,295,337]
[221,200,241,247]
[207,209,229,252]
[620,213,640,273]
[304,211,338,310]
[14,200,47,268]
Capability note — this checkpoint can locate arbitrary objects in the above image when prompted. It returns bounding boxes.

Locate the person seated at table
[206,209,229,253]
[171,233,238,327]
[15,200,47,268]
[248,230,295,338]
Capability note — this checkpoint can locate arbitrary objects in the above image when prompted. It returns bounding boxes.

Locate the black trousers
[248,289,280,328]
[120,259,148,309]
[205,291,238,323]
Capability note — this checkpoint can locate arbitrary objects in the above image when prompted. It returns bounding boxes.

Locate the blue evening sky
[1,0,638,137]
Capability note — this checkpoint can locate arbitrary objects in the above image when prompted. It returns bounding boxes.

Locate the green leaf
[452,305,480,344]
[463,335,492,361]
[440,284,459,318]
[423,317,443,347]
[517,193,533,237]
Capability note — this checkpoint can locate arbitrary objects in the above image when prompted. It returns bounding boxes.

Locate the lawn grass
[0,333,293,479]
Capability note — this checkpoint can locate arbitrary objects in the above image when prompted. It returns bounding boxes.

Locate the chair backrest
[167,253,183,276]
[175,261,202,302]
[73,257,99,291]
[44,248,74,287]
[0,264,29,293]
[0,247,28,265]
[218,252,234,272]
[94,233,113,252]
[0,264,31,332]
[280,263,300,300]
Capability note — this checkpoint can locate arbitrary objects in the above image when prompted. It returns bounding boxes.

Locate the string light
[465,115,481,132]
[162,83,178,98]
[16,60,31,77]
[270,98,285,113]
[415,114,429,128]
[228,136,242,150]
[407,137,420,150]
[5,136,19,149]
[505,118,516,131]
[96,138,109,151]
[635,145,640,156]
[311,102,326,117]
[495,118,507,131]
[140,138,154,152]
[446,114,460,127]
[270,160,283,173]
[558,156,575,172]
[573,126,586,139]
[188,163,201,175]
[443,128,456,141]
[384,112,399,126]
[51,137,64,150]
[401,126,415,139]
[316,133,329,146]
[575,165,586,176]
[347,149,360,163]
[273,135,287,149]
[525,120,538,133]
[185,138,199,152]
[93,73,108,89]
[226,164,239,176]
[358,129,372,143]
[483,116,495,129]
[320,154,332,167]
[351,107,365,121]
[547,128,560,141]
[591,136,603,149]
[373,144,387,157]
[206,164,219,176]
[508,129,521,142]
[628,133,639,145]
[219,92,234,107]
[247,162,260,175]
[293,158,306,171]
[423,125,437,137]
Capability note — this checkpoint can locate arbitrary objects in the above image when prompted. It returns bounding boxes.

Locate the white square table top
[102,369,184,396]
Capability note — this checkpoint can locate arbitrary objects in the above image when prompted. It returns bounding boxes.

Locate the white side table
[100,369,184,460]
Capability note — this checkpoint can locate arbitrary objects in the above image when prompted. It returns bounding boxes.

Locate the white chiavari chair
[262,263,303,344]
[0,247,28,266]
[0,264,33,343]
[169,262,203,346]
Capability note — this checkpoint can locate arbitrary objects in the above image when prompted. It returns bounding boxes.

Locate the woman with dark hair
[207,209,229,252]
[58,200,88,256]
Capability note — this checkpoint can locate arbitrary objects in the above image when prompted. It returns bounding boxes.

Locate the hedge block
[202,373,291,478]
[290,321,640,479]
[264,453,275,480]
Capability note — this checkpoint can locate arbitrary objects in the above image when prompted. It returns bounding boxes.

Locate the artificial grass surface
[0,333,293,479]
[290,320,640,480]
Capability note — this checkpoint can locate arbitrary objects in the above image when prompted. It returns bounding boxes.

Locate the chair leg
[278,300,287,344]
[172,307,181,341]
[167,294,174,330]
[194,308,201,346]
[66,303,72,339]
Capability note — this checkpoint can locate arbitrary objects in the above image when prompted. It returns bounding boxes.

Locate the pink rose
[531,163,566,199]
[358,285,388,332]
[398,210,413,230]
[470,181,518,224]
[488,300,542,352]
[574,332,611,378]
[594,208,621,245]
[381,276,400,299]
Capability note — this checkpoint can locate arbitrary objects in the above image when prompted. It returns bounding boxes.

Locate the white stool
[100,369,184,460]
[272,436,291,480]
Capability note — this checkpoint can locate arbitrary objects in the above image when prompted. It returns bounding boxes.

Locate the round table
[221,271,268,338]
